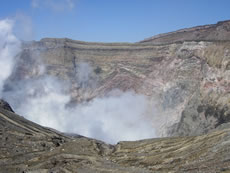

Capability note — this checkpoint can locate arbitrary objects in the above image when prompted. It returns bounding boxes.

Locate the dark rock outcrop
[0,99,14,112]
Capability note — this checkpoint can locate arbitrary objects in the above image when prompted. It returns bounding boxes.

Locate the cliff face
[9,20,230,137]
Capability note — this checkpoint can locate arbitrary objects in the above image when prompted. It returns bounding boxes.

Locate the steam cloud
[0,19,20,97]
[0,18,155,144]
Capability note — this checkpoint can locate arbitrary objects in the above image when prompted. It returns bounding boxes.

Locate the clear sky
[1,0,230,42]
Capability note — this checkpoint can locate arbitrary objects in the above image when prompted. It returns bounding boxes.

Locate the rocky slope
[1,100,230,173]
[7,20,230,137]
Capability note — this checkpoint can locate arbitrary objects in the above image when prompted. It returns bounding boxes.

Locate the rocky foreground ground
[0,100,230,173]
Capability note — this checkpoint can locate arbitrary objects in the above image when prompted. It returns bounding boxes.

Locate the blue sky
[1,0,230,42]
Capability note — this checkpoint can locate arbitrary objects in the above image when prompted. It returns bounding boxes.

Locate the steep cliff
[6,20,230,137]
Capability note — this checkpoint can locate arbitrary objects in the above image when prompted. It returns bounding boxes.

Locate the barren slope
[1,101,230,173]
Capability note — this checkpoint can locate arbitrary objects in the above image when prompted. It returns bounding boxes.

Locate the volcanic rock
[8,20,230,137]
[0,99,14,112]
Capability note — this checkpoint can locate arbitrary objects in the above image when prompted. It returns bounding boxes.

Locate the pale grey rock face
[12,42,230,137]
[4,21,230,138]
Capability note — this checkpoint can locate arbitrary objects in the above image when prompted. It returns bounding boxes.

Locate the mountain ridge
[140,19,230,44]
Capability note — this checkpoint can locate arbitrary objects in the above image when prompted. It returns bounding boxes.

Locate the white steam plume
[1,18,156,144]
[0,19,20,97]
[17,87,155,144]
[4,61,155,144]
